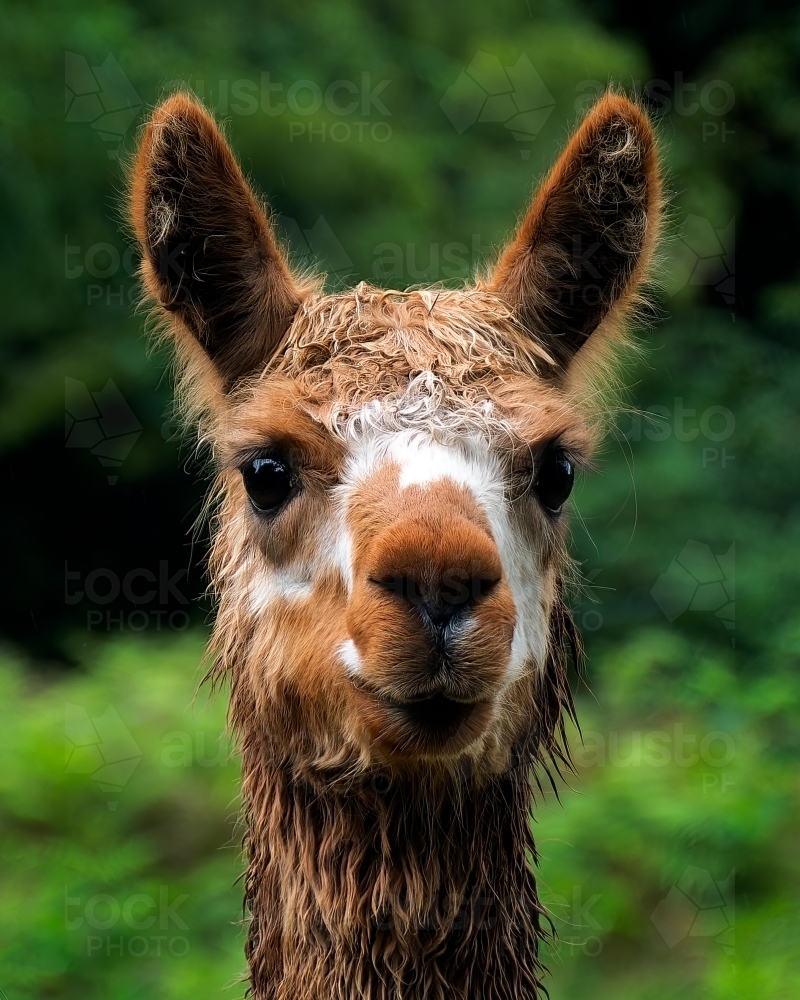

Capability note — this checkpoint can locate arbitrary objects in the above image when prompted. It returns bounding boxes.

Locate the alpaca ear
[489,94,661,374]
[130,93,303,391]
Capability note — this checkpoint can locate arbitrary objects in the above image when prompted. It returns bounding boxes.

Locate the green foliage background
[1,0,799,996]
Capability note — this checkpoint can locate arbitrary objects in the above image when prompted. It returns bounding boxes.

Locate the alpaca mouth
[383,692,492,749]
[349,675,495,754]
[390,692,478,729]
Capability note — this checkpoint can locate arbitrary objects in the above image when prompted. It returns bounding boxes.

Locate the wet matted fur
[129,90,662,999]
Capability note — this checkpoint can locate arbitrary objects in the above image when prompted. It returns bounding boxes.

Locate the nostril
[438,574,497,615]
[370,571,501,631]
[422,603,455,628]
[470,574,500,602]
[370,575,419,602]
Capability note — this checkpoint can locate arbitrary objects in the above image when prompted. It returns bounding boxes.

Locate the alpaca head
[131,92,660,774]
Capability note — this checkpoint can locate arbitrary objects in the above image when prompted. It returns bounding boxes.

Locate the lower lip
[382,693,492,752]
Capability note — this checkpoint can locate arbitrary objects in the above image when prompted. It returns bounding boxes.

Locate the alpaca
[129,90,661,999]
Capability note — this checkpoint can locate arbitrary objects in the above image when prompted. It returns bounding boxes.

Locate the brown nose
[366,515,503,638]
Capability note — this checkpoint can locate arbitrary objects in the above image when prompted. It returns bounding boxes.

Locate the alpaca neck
[243,741,547,1000]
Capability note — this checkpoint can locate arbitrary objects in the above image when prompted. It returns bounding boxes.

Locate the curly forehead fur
[222,284,597,462]
[266,285,549,394]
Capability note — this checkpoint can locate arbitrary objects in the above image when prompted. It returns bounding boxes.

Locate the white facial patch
[231,490,354,618]
[246,564,314,614]
[338,638,364,677]
[318,512,355,595]
[486,500,550,681]
[334,374,551,682]
[396,435,549,681]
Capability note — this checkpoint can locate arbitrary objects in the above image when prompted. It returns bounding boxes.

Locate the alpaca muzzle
[344,504,516,756]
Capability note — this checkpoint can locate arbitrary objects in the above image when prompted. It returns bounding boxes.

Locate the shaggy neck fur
[228,603,577,1000]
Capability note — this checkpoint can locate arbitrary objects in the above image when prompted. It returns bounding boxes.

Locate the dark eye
[534,447,574,514]
[242,456,293,513]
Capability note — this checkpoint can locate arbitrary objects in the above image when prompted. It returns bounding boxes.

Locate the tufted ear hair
[488,93,661,375]
[130,93,305,393]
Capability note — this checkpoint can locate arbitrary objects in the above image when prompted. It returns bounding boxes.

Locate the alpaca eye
[242,457,293,512]
[534,447,574,514]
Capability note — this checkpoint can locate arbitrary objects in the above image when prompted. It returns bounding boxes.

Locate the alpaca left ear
[130,93,304,393]
[489,94,661,374]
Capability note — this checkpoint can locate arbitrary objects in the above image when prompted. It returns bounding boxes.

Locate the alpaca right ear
[488,93,661,376]
[130,93,304,392]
